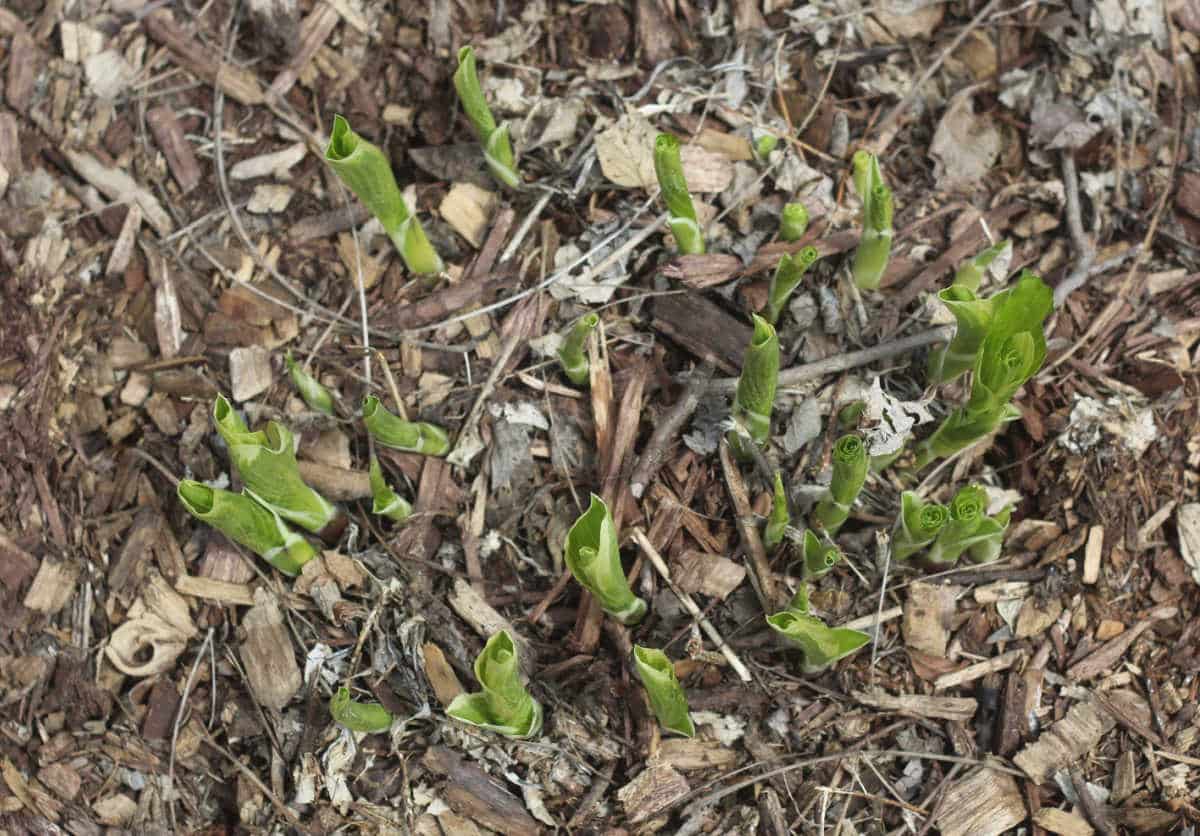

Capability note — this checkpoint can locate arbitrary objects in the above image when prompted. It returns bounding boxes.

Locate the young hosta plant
[914,272,1052,468]
[286,351,336,416]
[654,134,704,255]
[453,46,519,189]
[727,315,780,461]
[892,491,951,561]
[564,495,646,625]
[921,485,988,567]
[633,646,695,737]
[557,313,599,386]
[811,434,868,536]
[324,115,443,275]
[850,150,893,291]
[178,481,316,575]
[447,630,543,739]
[953,240,1012,293]
[965,505,1012,565]
[369,455,412,523]
[763,471,790,551]
[801,529,841,579]
[765,246,820,326]
[362,395,451,456]
[212,395,342,539]
[779,202,809,242]
[330,687,394,733]
[766,584,870,674]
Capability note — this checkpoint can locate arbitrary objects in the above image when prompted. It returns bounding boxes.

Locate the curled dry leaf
[105,570,198,677]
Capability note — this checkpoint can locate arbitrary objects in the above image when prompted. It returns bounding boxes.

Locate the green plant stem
[557,313,599,386]
[727,315,779,461]
[362,395,451,456]
[779,202,809,242]
[285,351,336,415]
[368,455,412,523]
[453,46,519,188]
[765,246,819,326]
[764,471,790,551]
[654,134,704,255]
[811,434,868,536]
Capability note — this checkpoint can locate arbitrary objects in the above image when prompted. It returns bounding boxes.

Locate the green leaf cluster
[447,631,543,739]
[766,584,870,674]
[892,491,950,561]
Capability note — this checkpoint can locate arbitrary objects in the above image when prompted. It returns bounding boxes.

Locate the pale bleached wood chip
[228,142,307,181]
[23,557,80,614]
[175,574,255,607]
[902,581,957,657]
[1013,698,1115,784]
[229,346,273,402]
[63,149,173,235]
[936,768,1026,836]
[240,588,301,710]
[853,689,977,722]
[439,183,498,248]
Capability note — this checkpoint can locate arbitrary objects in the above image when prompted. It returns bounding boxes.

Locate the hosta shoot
[447,630,543,739]
[727,315,780,461]
[850,151,893,291]
[965,505,1011,565]
[286,350,335,415]
[324,115,443,275]
[178,480,315,576]
[212,395,341,537]
[766,583,870,674]
[765,246,819,326]
[921,485,987,567]
[811,434,868,536]
[779,202,809,242]
[368,455,412,523]
[763,471,790,551]
[892,491,950,561]
[953,239,1011,293]
[653,134,704,255]
[330,687,393,733]
[926,285,1001,386]
[801,529,841,580]
[557,313,599,386]
[564,495,646,625]
[633,646,695,737]
[362,395,451,456]
[453,46,520,188]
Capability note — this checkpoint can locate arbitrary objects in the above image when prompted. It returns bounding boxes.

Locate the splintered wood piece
[1082,525,1104,584]
[63,150,174,236]
[447,577,536,674]
[672,550,746,601]
[651,293,751,374]
[617,761,690,825]
[657,738,738,771]
[106,203,142,278]
[1034,807,1095,836]
[1110,750,1136,803]
[421,747,542,836]
[143,10,265,105]
[175,574,254,607]
[935,768,1026,836]
[6,33,38,114]
[660,254,743,289]
[1013,699,1116,784]
[239,590,301,710]
[852,689,977,722]
[902,581,957,657]
[22,557,80,614]
[421,642,463,708]
[600,360,647,528]
[268,1,339,98]
[1065,605,1177,681]
[718,440,780,610]
[146,106,201,193]
[934,649,1025,691]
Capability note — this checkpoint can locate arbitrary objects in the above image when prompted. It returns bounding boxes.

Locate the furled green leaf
[178,480,315,575]
[765,246,819,326]
[564,495,646,625]
[654,134,704,254]
[779,202,809,242]
[965,506,1012,565]
[766,587,870,674]
[446,630,543,739]
[811,434,868,535]
[633,646,695,737]
[763,471,790,551]
[927,286,1002,385]
[454,46,519,188]
[368,455,412,523]
[330,687,394,733]
[802,529,841,579]
[921,485,988,567]
[728,315,780,461]
[557,313,599,386]
[362,395,451,456]
[892,491,950,561]
[952,240,1011,293]
[285,351,336,415]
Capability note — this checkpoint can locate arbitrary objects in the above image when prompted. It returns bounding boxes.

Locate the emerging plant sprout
[850,150,893,291]
[765,246,820,326]
[727,315,780,461]
[564,494,647,625]
[447,630,543,739]
[779,202,809,243]
[362,395,451,457]
[965,505,1012,565]
[952,239,1012,293]
[752,129,779,160]
[557,313,599,386]
[801,529,841,580]
[921,484,988,567]
[633,646,695,738]
[285,350,335,416]
[453,46,520,189]
[330,686,394,733]
[212,395,342,538]
[324,114,443,275]
[926,285,1000,386]
[177,480,315,575]
[914,272,1052,468]
[811,434,868,536]
[892,491,950,561]
[766,583,870,674]
[368,455,412,523]
[653,133,704,255]
[763,471,790,551]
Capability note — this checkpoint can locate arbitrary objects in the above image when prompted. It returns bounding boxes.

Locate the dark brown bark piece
[146,107,201,194]
[420,747,542,836]
[650,293,752,374]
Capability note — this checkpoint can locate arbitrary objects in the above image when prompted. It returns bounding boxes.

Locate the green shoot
[953,239,1011,293]
[565,495,646,625]
[764,246,819,326]
[926,285,1001,385]
[633,646,695,738]
[850,151,893,291]
[727,315,780,461]
[286,350,335,416]
[753,129,778,160]
[965,506,1012,565]
[453,46,520,189]
[446,630,543,739]
[763,471,790,551]
[178,480,315,576]
[212,395,341,537]
[921,485,988,567]
[368,455,412,523]
[914,272,1052,468]
[362,395,451,457]
[892,491,950,561]
[330,687,394,733]
[779,202,809,242]
[653,134,704,255]
[811,434,868,536]
[766,583,870,673]
[557,313,599,386]
[324,114,443,275]
[801,529,841,580]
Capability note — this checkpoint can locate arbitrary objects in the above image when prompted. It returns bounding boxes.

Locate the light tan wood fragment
[440,183,498,248]
[240,589,301,710]
[143,10,264,105]
[175,574,254,607]
[935,649,1025,691]
[935,768,1026,836]
[421,642,463,708]
[657,739,739,771]
[1066,605,1177,681]
[23,558,80,614]
[1082,525,1104,584]
[672,550,746,601]
[1014,699,1116,784]
[447,577,536,673]
[62,150,173,235]
[1111,750,1136,803]
[903,581,956,657]
[853,689,977,722]
[617,762,690,824]
[1033,807,1094,836]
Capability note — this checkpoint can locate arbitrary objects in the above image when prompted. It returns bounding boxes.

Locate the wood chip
[6,33,38,114]
[22,558,80,615]
[853,689,977,722]
[0,531,39,591]
[657,739,739,771]
[228,143,307,180]
[1066,605,1177,681]
[146,106,201,193]
[421,642,463,708]
[143,10,265,106]
[63,150,174,236]
[935,768,1026,836]
[617,761,690,824]
[934,649,1025,691]
[660,253,743,289]
[439,183,498,248]
[175,574,255,607]
[105,570,198,677]
[447,577,536,674]
[651,292,752,374]
[695,127,754,161]
[1110,749,1136,803]
[672,550,746,600]
[240,589,301,710]
[1015,596,1063,639]
[420,747,542,836]
[1082,525,1104,584]
[105,203,142,278]
[228,346,273,402]
[1013,698,1116,784]
[1033,807,1095,836]
[268,1,339,98]
[84,50,135,100]
[903,581,956,657]
[247,184,294,214]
